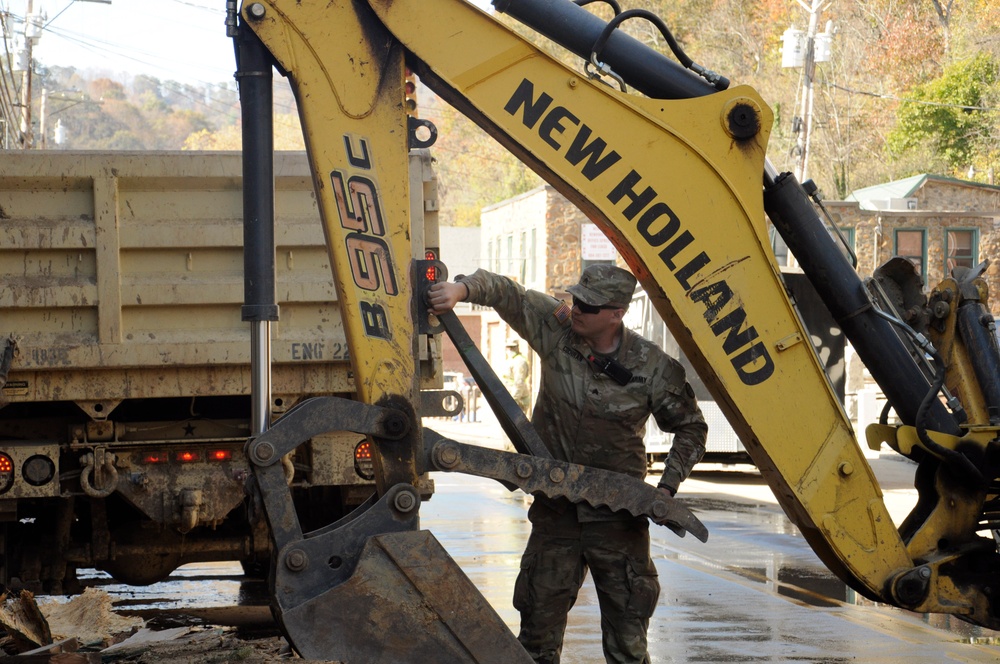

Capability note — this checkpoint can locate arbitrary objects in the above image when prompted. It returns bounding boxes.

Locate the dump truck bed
[0,151,350,411]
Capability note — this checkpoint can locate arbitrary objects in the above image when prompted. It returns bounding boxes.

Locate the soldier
[428,264,707,664]
[504,339,532,415]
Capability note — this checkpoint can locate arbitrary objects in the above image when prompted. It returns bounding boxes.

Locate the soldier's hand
[657,487,686,538]
[427,281,468,315]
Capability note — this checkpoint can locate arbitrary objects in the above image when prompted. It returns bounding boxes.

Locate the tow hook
[79,448,119,498]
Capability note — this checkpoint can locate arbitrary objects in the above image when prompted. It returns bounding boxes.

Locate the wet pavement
[423,419,1000,663]
[72,417,1000,662]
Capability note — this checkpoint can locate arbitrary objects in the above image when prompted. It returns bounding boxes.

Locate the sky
[3,0,493,89]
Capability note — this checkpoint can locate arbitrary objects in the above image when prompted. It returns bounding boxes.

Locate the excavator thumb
[245,398,532,662]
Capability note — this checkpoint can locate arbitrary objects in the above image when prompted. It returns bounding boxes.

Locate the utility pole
[782,1,832,183]
[18,0,35,149]
[38,86,46,148]
[793,0,821,182]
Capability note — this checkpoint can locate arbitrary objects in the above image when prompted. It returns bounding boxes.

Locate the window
[519,230,527,283]
[530,228,537,282]
[894,229,926,282]
[486,240,493,271]
[506,234,514,275]
[945,229,978,274]
[836,227,855,252]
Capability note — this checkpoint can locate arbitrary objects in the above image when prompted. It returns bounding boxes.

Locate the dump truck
[0,150,440,592]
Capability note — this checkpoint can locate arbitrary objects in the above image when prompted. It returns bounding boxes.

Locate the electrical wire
[825,79,995,112]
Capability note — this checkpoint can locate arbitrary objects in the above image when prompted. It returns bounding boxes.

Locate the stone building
[828,174,1000,313]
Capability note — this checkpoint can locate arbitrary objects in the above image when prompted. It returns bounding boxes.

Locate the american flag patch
[553,301,572,324]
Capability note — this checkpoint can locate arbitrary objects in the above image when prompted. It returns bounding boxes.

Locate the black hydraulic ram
[763,172,959,435]
[235,20,280,435]
[956,300,1000,416]
[493,0,717,100]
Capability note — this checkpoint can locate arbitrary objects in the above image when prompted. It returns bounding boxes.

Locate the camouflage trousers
[513,504,660,664]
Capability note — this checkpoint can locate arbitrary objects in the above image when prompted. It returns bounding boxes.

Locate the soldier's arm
[650,359,708,495]
[450,269,568,355]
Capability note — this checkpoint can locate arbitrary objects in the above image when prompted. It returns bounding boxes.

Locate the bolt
[568,77,578,88]
[894,567,931,606]
[436,443,460,469]
[548,467,565,483]
[516,461,533,479]
[253,441,275,462]
[285,548,308,572]
[652,500,669,519]
[247,3,266,19]
[838,461,854,477]
[726,102,760,140]
[384,413,409,438]
[394,490,417,513]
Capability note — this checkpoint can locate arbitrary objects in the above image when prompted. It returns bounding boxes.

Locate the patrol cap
[567,264,636,308]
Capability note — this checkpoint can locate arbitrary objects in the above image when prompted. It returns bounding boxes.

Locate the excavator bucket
[246,403,532,662]
[277,529,531,662]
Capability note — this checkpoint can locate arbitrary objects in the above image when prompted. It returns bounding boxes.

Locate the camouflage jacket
[459,270,707,521]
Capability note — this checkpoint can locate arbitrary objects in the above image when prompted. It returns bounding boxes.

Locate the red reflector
[176,451,200,462]
[0,454,12,473]
[209,450,232,461]
[355,442,372,461]
[143,453,168,464]
[425,251,438,282]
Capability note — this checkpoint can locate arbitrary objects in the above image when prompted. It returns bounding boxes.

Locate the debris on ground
[39,588,144,649]
[0,590,52,652]
[0,589,343,663]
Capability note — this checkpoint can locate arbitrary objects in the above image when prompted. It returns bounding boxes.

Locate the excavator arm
[233,0,1000,658]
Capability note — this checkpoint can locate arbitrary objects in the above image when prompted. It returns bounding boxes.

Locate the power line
[825,80,995,112]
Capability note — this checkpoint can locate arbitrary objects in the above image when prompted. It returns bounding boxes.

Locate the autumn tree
[888,52,999,175]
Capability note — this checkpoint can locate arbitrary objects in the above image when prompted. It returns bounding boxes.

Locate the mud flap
[270,484,530,663]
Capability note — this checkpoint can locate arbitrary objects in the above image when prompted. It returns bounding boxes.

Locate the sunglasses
[572,296,618,315]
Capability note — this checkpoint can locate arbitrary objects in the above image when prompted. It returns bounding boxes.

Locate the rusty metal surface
[423,429,708,541]
[278,527,532,663]
[0,152,341,389]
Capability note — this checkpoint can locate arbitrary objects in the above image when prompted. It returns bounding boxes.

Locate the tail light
[425,249,438,282]
[0,453,13,494]
[354,440,375,480]
[142,449,233,463]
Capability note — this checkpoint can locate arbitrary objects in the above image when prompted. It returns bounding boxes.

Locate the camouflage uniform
[457,266,707,664]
